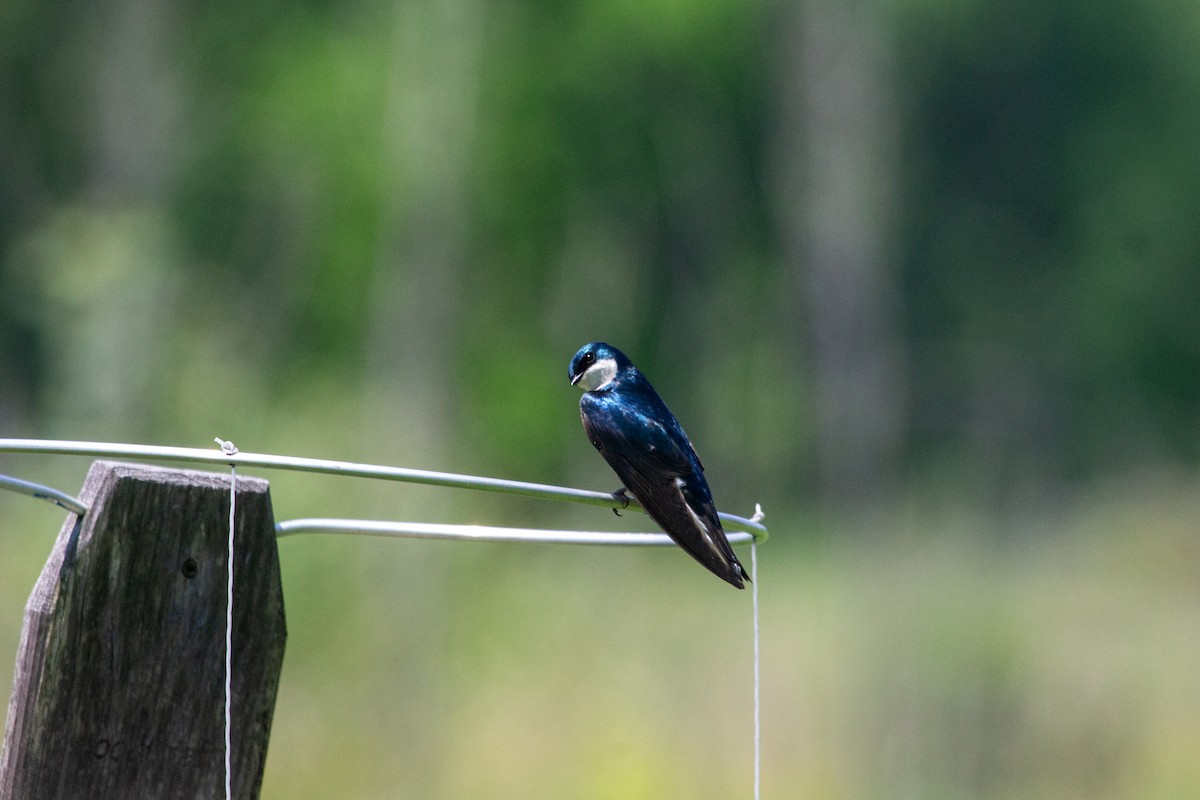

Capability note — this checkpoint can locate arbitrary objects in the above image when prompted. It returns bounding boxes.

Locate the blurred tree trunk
[359,9,487,793]
[772,0,906,510]
[366,0,486,461]
[89,0,180,203]
[26,0,183,439]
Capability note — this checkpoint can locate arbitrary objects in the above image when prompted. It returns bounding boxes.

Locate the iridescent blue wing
[580,391,746,587]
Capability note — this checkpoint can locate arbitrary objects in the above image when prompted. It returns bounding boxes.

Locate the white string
[752,539,760,800]
[216,438,238,800]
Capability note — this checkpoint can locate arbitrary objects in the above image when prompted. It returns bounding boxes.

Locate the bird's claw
[611,487,631,516]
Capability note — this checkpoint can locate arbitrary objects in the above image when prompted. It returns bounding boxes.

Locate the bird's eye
[581,352,595,367]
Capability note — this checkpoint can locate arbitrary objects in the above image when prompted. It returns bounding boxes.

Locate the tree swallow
[568,342,750,589]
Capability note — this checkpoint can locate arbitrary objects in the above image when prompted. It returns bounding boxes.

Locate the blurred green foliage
[2,0,1200,796]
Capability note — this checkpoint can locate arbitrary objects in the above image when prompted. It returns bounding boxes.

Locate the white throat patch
[576,357,619,391]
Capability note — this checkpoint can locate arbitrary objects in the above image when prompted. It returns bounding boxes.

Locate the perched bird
[568,342,749,589]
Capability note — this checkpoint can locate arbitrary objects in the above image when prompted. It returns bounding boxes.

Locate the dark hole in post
[181,558,198,579]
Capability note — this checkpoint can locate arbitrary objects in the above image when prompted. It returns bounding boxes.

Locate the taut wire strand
[0,438,768,542]
[216,438,238,800]
[752,540,761,800]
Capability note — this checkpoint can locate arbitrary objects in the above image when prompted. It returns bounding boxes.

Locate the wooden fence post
[0,461,287,799]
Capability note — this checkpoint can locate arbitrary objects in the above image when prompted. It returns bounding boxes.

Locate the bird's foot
[611,487,631,516]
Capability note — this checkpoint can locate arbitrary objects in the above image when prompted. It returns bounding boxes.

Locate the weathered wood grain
[0,461,287,799]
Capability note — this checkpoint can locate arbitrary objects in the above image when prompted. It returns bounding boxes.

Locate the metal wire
[276,518,759,545]
[2,437,768,797]
[0,438,769,543]
[223,460,237,800]
[751,540,761,799]
[0,472,88,515]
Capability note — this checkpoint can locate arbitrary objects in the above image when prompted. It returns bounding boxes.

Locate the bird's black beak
[570,372,582,386]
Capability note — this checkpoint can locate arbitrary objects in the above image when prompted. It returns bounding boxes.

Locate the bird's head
[568,342,630,391]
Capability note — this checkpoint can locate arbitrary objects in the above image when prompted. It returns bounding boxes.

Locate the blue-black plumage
[568,342,749,589]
